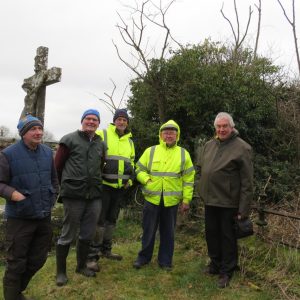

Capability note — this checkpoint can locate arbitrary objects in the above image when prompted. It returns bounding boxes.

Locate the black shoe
[203,265,219,275]
[133,260,148,269]
[20,294,34,300]
[234,265,240,272]
[218,274,231,288]
[159,264,172,272]
[76,266,96,277]
[56,272,68,286]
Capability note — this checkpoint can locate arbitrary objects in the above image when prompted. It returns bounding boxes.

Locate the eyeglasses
[162,131,177,136]
[84,117,99,122]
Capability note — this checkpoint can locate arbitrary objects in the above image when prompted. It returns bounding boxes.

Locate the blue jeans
[137,200,178,267]
[58,198,101,245]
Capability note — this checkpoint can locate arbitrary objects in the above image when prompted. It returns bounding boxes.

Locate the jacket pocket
[144,179,161,195]
[62,179,87,198]
[41,186,57,210]
[16,196,35,217]
[151,160,161,171]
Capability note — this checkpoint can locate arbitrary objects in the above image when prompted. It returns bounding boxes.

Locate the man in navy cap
[0,114,58,299]
[55,109,106,286]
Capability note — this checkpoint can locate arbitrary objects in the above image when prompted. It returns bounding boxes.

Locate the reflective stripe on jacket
[136,120,195,207]
[96,124,135,189]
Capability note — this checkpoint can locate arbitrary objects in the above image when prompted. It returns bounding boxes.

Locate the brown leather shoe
[218,274,231,288]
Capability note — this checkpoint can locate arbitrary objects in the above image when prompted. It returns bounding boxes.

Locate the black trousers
[137,200,178,267]
[205,205,238,277]
[3,216,52,290]
[98,185,124,226]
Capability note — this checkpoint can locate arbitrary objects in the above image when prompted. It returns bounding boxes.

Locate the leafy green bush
[127,40,299,203]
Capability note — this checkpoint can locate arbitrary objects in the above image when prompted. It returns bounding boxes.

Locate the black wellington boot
[56,244,70,286]
[3,284,21,300]
[76,240,96,277]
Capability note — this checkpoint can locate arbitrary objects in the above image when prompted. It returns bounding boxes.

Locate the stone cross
[20,46,62,124]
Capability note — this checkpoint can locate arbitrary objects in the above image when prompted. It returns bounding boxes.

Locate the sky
[0,0,299,140]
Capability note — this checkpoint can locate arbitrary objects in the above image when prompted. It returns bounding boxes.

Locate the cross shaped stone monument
[20,46,62,125]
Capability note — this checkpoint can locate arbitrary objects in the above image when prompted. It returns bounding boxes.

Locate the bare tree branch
[254,0,262,58]
[277,0,300,76]
[118,85,128,109]
[221,3,238,44]
[130,0,180,59]
[115,9,150,75]
[114,0,181,74]
[112,40,143,79]
[234,0,240,44]
[90,79,127,115]
[277,0,293,25]
[113,0,181,121]
[237,5,253,49]
[90,91,115,114]
[220,0,253,56]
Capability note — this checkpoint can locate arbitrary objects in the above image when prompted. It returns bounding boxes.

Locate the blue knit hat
[81,109,100,123]
[17,115,43,137]
[113,109,129,123]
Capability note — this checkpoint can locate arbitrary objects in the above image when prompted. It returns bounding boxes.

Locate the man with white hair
[195,112,253,288]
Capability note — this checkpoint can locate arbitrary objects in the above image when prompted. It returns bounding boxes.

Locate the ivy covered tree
[127,40,299,202]
[128,41,279,156]
[112,0,299,204]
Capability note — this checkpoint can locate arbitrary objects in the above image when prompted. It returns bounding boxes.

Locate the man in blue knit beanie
[55,109,106,286]
[1,115,58,299]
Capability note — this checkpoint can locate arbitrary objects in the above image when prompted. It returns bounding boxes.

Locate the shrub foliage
[127,40,300,203]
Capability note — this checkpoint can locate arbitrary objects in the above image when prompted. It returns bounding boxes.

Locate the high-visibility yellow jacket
[96,124,135,189]
[136,120,195,207]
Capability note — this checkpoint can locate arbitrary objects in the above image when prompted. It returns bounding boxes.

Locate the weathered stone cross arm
[45,67,61,85]
[20,46,62,124]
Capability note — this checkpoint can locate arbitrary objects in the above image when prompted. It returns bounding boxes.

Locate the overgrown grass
[0,217,298,299]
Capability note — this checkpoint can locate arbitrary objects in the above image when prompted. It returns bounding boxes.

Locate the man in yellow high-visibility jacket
[133,120,195,270]
[87,109,135,271]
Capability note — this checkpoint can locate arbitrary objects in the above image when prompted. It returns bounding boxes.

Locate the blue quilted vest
[2,140,56,219]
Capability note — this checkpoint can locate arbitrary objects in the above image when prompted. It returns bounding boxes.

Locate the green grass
[0,218,298,299]
[0,197,5,205]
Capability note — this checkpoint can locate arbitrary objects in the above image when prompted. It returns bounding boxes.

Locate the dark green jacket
[195,132,253,218]
[59,130,106,200]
